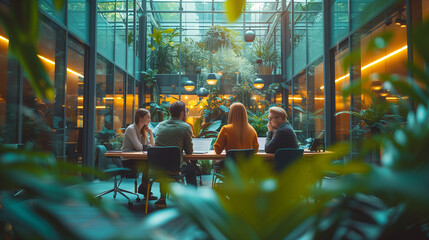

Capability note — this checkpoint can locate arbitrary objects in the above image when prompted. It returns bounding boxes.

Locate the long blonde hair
[228,102,252,142]
[135,108,150,143]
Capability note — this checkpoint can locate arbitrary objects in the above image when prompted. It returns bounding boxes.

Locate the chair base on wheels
[95,175,140,208]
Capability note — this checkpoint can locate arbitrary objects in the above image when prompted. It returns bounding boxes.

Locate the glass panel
[308,58,324,139]
[424,0,429,18]
[135,80,141,110]
[292,71,307,144]
[307,8,324,63]
[293,4,307,73]
[334,43,350,142]
[0,28,11,143]
[126,77,134,125]
[23,21,66,157]
[114,69,124,130]
[350,8,408,162]
[115,3,127,69]
[95,55,114,135]
[68,0,90,43]
[65,38,85,163]
[331,0,349,47]
[127,0,135,74]
[39,0,66,24]
[97,0,115,61]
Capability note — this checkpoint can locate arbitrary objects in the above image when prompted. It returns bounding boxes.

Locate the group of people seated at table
[121,100,298,208]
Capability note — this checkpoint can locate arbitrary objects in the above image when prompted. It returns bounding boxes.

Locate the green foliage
[142,68,160,104]
[198,88,231,123]
[0,0,60,100]
[95,127,117,146]
[203,25,244,55]
[198,160,213,175]
[178,37,208,75]
[0,145,130,239]
[141,99,172,122]
[196,120,222,138]
[336,97,403,134]
[136,143,368,239]
[147,28,179,73]
[249,38,278,65]
[247,109,269,137]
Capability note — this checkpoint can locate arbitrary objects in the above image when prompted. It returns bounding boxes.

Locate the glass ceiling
[146,0,282,42]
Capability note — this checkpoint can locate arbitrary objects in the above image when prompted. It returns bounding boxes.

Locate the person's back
[214,124,258,153]
[152,101,196,209]
[155,118,193,164]
[214,103,259,154]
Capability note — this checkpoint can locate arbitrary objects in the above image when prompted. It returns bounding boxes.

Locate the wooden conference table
[104,150,331,161]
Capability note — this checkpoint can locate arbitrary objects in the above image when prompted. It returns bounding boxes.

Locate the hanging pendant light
[196,87,209,97]
[206,73,217,85]
[184,79,195,92]
[245,29,256,42]
[253,78,264,89]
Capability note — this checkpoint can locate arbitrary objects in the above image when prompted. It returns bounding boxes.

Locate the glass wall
[65,38,86,163]
[331,0,349,47]
[68,0,90,43]
[21,20,66,157]
[114,68,125,131]
[97,0,115,61]
[0,27,9,143]
[115,1,127,69]
[333,42,350,143]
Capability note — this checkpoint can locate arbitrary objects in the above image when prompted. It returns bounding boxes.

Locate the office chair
[273,148,304,173]
[145,146,185,214]
[94,145,140,207]
[273,148,308,206]
[212,149,255,189]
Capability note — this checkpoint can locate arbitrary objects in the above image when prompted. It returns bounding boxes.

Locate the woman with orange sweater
[214,102,259,154]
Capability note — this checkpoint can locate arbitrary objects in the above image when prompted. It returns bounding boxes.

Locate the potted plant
[249,39,278,74]
[147,28,179,74]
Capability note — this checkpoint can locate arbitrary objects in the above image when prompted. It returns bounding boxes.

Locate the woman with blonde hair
[214,102,259,154]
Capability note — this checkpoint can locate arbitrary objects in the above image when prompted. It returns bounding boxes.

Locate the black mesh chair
[145,146,185,214]
[95,145,140,207]
[273,148,307,206]
[212,149,255,189]
[273,148,304,173]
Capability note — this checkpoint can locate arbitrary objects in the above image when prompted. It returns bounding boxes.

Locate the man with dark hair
[153,101,196,208]
[265,107,299,153]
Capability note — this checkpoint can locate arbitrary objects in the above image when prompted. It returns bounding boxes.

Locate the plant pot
[258,64,274,75]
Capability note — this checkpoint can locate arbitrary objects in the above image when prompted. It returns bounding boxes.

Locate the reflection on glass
[97,0,115,61]
[292,71,307,144]
[66,38,85,163]
[68,0,90,43]
[0,28,9,143]
[334,43,350,142]
[114,69,124,130]
[22,21,66,157]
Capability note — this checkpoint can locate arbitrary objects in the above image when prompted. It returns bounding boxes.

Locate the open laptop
[258,137,266,152]
[192,138,212,154]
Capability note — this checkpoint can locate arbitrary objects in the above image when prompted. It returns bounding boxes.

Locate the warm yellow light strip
[37,54,55,64]
[77,106,106,109]
[0,35,9,43]
[320,45,408,90]
[1,35,85,79]
[361,45,408,71]
[37,54,85,79]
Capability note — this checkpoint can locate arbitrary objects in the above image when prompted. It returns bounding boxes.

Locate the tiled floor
[50,173,338,239]
[50,173,214,239]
